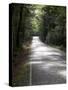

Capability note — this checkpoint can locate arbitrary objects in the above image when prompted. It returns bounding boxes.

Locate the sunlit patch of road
[28,36,66,85]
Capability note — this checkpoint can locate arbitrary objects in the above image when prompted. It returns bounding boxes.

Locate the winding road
[28,36,66,85]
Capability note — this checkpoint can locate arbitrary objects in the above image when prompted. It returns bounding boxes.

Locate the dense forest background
[10,3,66,56]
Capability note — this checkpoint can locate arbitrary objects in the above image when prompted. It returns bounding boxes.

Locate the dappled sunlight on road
[28,36,66,85]
[57,70,66,78]
[29,61,43,64]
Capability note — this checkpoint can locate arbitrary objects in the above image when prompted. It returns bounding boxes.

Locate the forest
[10,4,66,53]
[9,3,66,86]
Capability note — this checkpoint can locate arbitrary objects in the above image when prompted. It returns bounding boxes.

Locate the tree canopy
[10,3,66,52]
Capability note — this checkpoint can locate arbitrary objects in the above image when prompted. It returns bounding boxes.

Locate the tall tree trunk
[16,6,22,47]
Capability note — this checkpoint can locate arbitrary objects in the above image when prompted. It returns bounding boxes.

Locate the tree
[39,5,66,49]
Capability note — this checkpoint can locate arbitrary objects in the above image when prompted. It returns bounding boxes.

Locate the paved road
[28,36,66,85]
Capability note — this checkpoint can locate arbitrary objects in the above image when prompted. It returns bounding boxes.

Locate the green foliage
[10,3,66,52]
[39,6,66,49]
[10,4,33,52]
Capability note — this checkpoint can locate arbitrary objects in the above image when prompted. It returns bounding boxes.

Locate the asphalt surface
[28,36,66,85]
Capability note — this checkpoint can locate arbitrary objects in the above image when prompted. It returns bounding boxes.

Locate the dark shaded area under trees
[10,4,33,51]
[9,4,35,86]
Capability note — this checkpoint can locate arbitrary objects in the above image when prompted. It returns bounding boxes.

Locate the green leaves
[40,5,66,49]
